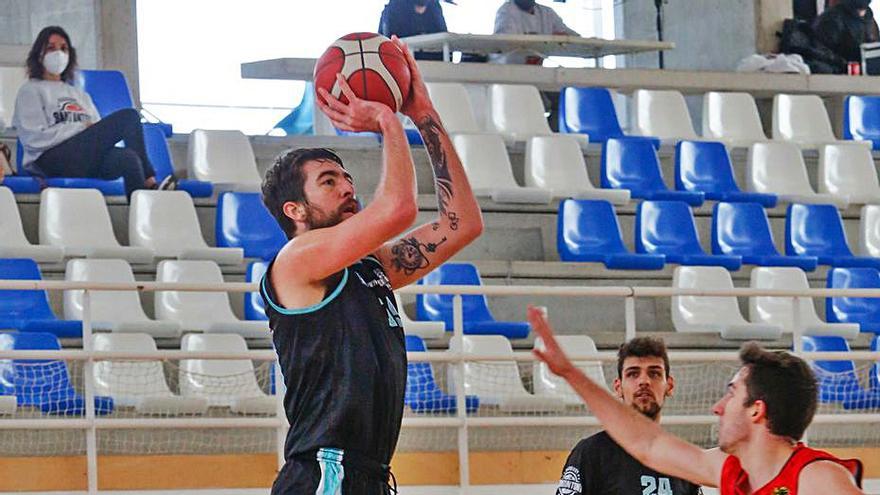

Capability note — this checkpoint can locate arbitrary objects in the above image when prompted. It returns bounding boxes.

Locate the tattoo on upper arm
[417,115,454,218]
[390,235,448,275]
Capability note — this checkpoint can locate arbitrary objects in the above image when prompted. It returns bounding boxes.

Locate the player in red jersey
[527,307,864,495]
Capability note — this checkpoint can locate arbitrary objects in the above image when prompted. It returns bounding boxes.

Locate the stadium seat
[405,335,478,414]
[749,267,859,339]
[0,258,82,338]
[0,176,42,194]
[632,89,698,143]
[872,335,880,390]
[534,335,607,405]
[772,94,869,149]
[92,333,208,415]
[558,87,661,147]
[0,66,26,129]
[129,190,243,265]
[636,201,741,270]
[39,188,154,263]
[859,205,880,258]
[746,142,848,209]
[488,84,555,142]
[817,143,880,205]
[216,192,287,260]
[78,70,172,136]
[0,394,15,415]
[16,139,126,196]
[0,332,113,415]
[273,82,315,136]
[179,333,276,414]
[671,266,783,339]
[786,204,880,269]
[426,83,483,134]
[524,135,629,204]
[155,260,269,338]
[416,263,531,339]
[802,336,880,409]
[451,133,552,204]
[674,141,776,207]
[449,335,565,412]
[601,138,704,206]
[64,259,181,337]
[187,129,262,191]
[396,294,444,339]
[711,202,818,271]
[142,124,213,198]
[0,187,64,262]
[701,92,769,147]
[844,95,880,149]
[245,261,268,321]
[827,267,880,334]
[557,199,666,269]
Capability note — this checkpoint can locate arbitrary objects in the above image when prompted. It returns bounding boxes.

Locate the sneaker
[157,175,178,191]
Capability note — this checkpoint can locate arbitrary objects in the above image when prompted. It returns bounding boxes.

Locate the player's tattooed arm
[388,227,449,276]
[416,114,454,218]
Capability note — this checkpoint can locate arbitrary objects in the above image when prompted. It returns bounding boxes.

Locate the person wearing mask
[13,26,168,199]
[493,0,579,65]
[379,0,448,61]
[814,0,880,73]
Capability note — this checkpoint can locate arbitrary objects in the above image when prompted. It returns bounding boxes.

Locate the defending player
[556,337,702,495]
[528,307,864,495]
[259,37,482,494]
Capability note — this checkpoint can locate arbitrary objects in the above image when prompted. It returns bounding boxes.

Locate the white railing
[1,279,879,494]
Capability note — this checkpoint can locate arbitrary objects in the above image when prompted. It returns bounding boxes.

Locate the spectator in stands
[814,0,880,73]
[13,26,166,199]
[379,0,448,60]
[492,0,579,65]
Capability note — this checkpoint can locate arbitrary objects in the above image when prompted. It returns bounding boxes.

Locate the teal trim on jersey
[261,268,349,316]
[316,448,345,495]
[362,255,381,265]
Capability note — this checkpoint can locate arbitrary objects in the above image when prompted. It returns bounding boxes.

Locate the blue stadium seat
[711,203,818,271]
[0,176,41,194]
[142,124,213,198]
[273,82,315,136]
[246,261,268,321]
[558,87,660,148]
[15,139,125,196]
[404,335,479,414]
[844,95,880,150]
[415,263,531,339]
[79,69,172,136]
[872,335,880,390]
[827,267,880,334]
[1,332,114,415]
[674,141,776,207]
[0,259,82,338]
[802,335,880,409]
[601,138,704,206]
[557,199,665,269]
[635,201,741,270]
[786,204,880,269]
[216,192,287,260]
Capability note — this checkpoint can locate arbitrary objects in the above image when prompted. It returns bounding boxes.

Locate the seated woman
[13,25,166,199]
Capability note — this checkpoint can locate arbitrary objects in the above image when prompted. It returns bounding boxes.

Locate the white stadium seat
[489,84,559,142]
[92,333,208,415]
[749,267,859,339]
[818,143,880,205]
[859,204,880,257]
[633,89,698,143]
[395,294,445,340]
[672,266,783,340]
[451,133,552,204]
[0,396,15,415]
[179,333,275,414]
[0,66,26,129]
[746,142,848,209]
[426,83,483,134]
[39,188,155,263]
[155,260,269,338]
[534,335,607,406]
[702,92,768,147]
[129,190,243,265]
[0,186,64,262]
[449,335,565,413]
[525,135,629,204]
[64,259,181,337]
[187,129,262,191]
[772,94,870,149]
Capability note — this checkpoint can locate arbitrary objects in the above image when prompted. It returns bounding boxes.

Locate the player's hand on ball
[317,74,396,133]
[529,305,577,378]
[391,35,434,120]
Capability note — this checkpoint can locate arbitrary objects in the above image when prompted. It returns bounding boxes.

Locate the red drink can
[848,62,862,75]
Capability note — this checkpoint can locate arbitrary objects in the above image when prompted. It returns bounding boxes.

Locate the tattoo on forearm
[417,115,454,217]
[390,235,448,275]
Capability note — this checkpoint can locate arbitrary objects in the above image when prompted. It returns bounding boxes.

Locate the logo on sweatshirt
[52,97,91,124]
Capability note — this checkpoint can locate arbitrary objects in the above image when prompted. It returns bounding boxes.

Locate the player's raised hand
[529,305,577,378]
[317,74,396,133]
[390,35,434,120]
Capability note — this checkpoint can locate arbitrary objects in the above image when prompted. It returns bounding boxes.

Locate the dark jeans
[34,108,156,199]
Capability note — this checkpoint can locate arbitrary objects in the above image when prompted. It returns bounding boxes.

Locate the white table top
[400,32,674,58]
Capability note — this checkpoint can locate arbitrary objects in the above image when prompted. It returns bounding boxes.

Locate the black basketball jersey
[260,255,407,465]
[557,431,703,495]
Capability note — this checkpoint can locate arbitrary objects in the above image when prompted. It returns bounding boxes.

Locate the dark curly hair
[262,148,345,239]
[27,26,78,83]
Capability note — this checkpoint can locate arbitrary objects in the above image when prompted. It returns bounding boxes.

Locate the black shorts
[271,448,394,495]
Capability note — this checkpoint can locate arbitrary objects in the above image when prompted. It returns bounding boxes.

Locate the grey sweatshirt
[12,78,100,171]
[492,0,579,64]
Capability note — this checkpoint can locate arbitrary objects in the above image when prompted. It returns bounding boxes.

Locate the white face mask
[43,50,69,76]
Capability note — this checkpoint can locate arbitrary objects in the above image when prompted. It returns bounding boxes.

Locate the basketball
[313,32,412,113]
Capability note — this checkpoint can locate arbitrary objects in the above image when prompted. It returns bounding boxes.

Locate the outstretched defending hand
[391,35,434,121]
[528,305,577,378]
[316,73,396,133]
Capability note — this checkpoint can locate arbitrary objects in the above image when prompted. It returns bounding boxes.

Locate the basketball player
[528,307,864,495]
[556,337,702,495]
[259,37,482,494]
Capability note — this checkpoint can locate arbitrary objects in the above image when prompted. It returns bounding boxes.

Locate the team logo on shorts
[772,488,790,495]
[557,466,582,495]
